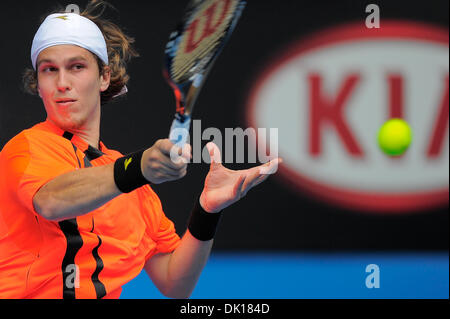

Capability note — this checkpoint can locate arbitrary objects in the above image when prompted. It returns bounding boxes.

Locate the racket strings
[172,33,224,81]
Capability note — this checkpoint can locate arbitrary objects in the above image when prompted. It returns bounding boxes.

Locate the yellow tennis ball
[377,119,413,156]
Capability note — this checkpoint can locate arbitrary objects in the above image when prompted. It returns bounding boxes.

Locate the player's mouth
[55,98,77,107]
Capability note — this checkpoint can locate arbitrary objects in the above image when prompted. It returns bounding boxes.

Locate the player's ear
[100,65,111,92]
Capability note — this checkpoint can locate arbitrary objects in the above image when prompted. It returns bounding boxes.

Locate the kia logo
[247,21,449,213]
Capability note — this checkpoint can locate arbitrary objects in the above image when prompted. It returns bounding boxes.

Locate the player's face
[36,45,110,131]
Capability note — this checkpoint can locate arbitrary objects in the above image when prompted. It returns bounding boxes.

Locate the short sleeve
[137,186,181,260]
[0,131,80,216]
[155,211,182,253]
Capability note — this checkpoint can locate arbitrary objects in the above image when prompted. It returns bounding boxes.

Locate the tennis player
[0,1,280,299]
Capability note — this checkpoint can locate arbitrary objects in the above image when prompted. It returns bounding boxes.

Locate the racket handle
[169,116,191,147]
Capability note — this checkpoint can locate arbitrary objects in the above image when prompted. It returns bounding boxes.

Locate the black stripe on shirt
[61,132,108,299]
[91,235,107,299]
[58,219,83,299]
[83,144,107,299]
[59,132,84,299]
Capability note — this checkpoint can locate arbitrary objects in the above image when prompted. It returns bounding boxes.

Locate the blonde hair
[22,0,139,105]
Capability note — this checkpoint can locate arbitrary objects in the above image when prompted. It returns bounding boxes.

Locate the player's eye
[42,66,57,72]
[71,64,85,70]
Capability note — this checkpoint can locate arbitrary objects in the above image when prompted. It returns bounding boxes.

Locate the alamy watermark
[170,120,279,170]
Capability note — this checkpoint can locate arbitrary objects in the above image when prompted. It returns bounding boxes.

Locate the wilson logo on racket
[172,0,239,83]
[184,0,233,53]
[248,22,449,213]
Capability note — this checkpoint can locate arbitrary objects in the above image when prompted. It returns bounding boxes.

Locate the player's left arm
[144,142,281,299]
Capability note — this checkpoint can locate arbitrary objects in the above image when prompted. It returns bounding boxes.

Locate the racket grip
[169,116,191,147]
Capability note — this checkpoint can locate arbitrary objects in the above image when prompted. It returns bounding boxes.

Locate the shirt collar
[37,119,107,154]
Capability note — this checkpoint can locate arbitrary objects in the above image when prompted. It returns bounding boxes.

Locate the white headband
[31,13,108,70]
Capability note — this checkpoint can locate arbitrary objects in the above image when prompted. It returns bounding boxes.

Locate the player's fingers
[252,172,271,188]
[180,166,188,178]
[258,157,283,175]
[181,143,192,161]
[168,142,192,167]
[240,159,282,196]
[154,140,190,169]
[161,156,188,171]
[233,174,246,198]
[241,169,261,197]
[170,142,191,160]
[146,148,186,170]
[206,142,222,167]
[252,158,283,186]
[157,164,187,180]
[158,139,183,157]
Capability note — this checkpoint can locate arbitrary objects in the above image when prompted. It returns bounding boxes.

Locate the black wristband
[114,150,149,193]
[188,197,222,241]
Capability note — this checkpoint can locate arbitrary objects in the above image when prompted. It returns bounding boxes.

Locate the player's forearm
[163,231,214,299]
[33,163,121,222]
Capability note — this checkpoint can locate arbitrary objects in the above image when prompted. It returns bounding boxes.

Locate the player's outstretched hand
[141,139,191,184]
[200,142,282,213]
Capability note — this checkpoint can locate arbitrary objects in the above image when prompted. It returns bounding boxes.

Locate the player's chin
[52,114,86,131]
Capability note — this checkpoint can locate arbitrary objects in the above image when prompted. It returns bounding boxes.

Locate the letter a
[365,4,380,29]
[365,264,380,288]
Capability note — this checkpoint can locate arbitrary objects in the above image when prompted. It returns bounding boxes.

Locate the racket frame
[164,0,247,145]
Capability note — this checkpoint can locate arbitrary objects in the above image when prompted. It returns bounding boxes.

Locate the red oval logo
[247,21,449,213]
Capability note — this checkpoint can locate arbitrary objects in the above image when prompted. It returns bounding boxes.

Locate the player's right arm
[33,162,119,221]
[33,139,189,222]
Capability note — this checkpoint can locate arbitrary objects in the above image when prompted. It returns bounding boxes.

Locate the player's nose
[56,71,71,92]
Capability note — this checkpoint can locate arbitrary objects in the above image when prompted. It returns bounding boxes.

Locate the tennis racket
[164,0,246,148]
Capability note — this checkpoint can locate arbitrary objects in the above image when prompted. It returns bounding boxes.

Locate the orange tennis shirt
[0,120,181,299]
